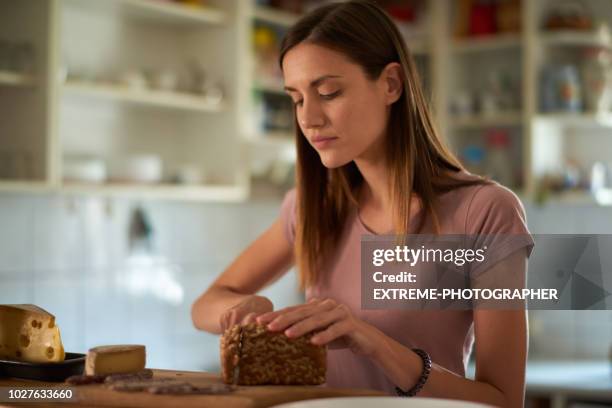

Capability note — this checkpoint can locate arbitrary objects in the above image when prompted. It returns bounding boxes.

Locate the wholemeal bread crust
[220,323,326,385]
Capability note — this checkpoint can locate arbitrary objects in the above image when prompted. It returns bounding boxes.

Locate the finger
[241,313,257,325]
[311,320,352,346]
[227,310,240,329]
[257,303,303,325]
[265,305,317,331]
[256,312,277,325]
[269,300,336,331]
[308,297,321,303]
[284,306,347,338]
[220,309,234,332]
[219,313,228,332]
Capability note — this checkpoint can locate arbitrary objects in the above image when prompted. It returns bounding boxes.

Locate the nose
[298,97,325,130]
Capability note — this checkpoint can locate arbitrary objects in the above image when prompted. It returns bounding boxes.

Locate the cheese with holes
[0,304,66,363]
[85,345,146,375]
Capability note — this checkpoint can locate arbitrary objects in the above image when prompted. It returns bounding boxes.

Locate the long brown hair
[279,0,488,289]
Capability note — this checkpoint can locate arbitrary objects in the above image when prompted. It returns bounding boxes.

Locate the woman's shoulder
[446,171,522,206]
[439,171,528,234]
[462,177,528,235]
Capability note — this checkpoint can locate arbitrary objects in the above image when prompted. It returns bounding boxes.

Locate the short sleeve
[280,188,297,245]
[466,183,535,278]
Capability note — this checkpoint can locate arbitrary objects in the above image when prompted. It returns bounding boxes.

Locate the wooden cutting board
[0,369,386,408]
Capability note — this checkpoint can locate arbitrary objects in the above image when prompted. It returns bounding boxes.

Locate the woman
[192,1,533,406]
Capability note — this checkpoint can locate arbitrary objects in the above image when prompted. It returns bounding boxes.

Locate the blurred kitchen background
[1,0,612,406]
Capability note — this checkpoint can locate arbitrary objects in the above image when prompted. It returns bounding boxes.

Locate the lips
[311,136,338,149]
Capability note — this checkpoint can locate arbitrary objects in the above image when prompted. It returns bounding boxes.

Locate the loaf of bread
[220,323,326,385]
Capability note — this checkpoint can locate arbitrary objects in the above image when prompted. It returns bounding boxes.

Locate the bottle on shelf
[581,48,612,114]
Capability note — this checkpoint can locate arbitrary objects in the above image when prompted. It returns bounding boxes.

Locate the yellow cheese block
[85,345,146,375]
[0,304,66,363]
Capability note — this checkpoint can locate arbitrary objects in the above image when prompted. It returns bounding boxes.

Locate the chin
[318,152,352,169]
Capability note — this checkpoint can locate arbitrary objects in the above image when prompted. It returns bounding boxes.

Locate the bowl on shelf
[111,155,163,184]
[62,156,107,183]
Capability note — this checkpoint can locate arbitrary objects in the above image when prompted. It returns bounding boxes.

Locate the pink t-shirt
[279,172,534,395]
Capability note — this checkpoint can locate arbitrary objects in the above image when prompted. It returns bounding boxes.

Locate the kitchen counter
[469,360,612,406]
[526,360,612,400]
[0,369,385,408]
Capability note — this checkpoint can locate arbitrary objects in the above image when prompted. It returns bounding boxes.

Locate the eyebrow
[284,75,342,92]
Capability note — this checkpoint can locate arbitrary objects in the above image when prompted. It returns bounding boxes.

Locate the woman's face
[282,42,402,168]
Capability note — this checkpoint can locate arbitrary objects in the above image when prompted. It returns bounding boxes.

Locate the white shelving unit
[61,0,227,26]
[525,0,612,205]
[0,0,610,205]
[441,0,612,205]
[61,81,227,113]
[539,30,612,50]
[61,181,247,202]
[245,2,300,182]
[0,0,249,202]
[536,112,612,128]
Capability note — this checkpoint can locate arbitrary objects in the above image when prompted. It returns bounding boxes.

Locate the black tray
[0,352,86,382]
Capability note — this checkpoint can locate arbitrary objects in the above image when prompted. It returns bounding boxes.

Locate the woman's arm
[373,249,528,408]
[191,216,295,334]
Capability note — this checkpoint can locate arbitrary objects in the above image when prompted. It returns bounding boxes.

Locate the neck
[354,153,392,213]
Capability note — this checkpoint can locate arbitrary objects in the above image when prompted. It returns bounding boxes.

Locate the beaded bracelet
[395,348,432,397]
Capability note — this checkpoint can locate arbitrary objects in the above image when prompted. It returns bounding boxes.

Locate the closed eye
[291,90,341,107]
[320,90,341,100]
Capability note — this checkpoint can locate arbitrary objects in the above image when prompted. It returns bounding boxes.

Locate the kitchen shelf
[450,112,524,128]
[62,0,227,27]
[539,30,612,50]
[0,181,51,193]
[452,33,522,53]
[61,81,226,113]
[61,182,248,202]
[0,70,35,87]
[253,5,300,27]
[536,112,612,128]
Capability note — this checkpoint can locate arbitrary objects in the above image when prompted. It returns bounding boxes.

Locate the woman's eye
[320,90,340,100]
[293,99,303,107]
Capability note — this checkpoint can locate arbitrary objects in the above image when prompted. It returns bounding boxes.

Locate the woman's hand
[256,298,384,358]
[219,295,273,332]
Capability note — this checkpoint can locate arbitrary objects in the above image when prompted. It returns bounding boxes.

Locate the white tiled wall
[1,194,611,371]
[0,192,301,372]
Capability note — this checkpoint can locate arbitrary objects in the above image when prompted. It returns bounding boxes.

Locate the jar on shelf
[540,64,583,112]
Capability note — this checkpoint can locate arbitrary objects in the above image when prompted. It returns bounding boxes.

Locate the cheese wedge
[85,345,146,376]
[0,304,66,363]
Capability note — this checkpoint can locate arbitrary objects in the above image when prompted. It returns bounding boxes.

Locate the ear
[380,62,404,105]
